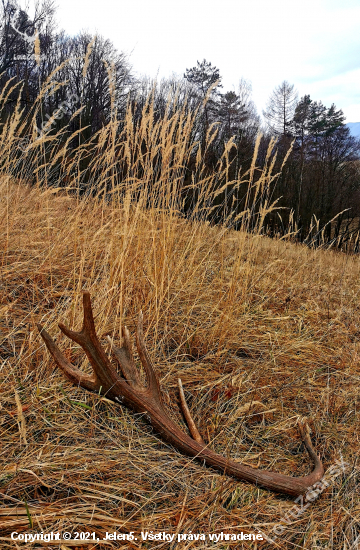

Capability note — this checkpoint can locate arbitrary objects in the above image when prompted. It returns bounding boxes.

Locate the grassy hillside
[0,77,359,549]
[1,175,359,549]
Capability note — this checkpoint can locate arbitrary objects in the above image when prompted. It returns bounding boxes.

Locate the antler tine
[135,311,163,407]
[36,324,97,392]
[297,419,323,474]
[37,292,325,497]
[107,326,142,390]
[57,291,120,394]
[58,292,98,348]
[122,325,135,366]
[178,378,205,444]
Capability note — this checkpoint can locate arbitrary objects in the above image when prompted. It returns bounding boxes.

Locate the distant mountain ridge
[346,122,360,138]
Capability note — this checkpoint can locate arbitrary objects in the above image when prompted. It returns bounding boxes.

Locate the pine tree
[184,59,222,139]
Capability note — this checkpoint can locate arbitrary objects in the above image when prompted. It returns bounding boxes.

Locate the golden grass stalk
[0,63,359,549]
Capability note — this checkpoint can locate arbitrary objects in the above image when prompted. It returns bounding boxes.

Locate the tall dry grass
[0,59,360,549]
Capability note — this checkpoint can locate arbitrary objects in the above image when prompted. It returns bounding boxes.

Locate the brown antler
[36,292,324,497]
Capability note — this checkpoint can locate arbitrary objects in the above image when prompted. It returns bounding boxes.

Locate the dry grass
[0,73,360,549]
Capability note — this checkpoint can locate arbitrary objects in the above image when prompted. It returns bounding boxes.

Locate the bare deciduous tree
[263,80,298,137]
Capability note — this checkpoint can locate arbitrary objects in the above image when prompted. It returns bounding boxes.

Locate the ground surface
[1,181,359,549]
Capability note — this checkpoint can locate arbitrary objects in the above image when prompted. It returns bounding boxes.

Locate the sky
[26,0,360,122]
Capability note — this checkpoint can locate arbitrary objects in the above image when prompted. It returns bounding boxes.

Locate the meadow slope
[0,177,359,549]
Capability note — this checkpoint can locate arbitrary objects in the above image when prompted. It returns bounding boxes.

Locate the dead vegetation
[0,68,360,549]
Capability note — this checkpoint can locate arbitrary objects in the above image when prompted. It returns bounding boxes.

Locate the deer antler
[36,292,324,497]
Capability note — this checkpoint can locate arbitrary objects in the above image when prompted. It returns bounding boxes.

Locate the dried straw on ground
[0,74,359,549]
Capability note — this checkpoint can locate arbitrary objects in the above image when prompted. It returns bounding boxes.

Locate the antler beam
[37,292,324,497]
